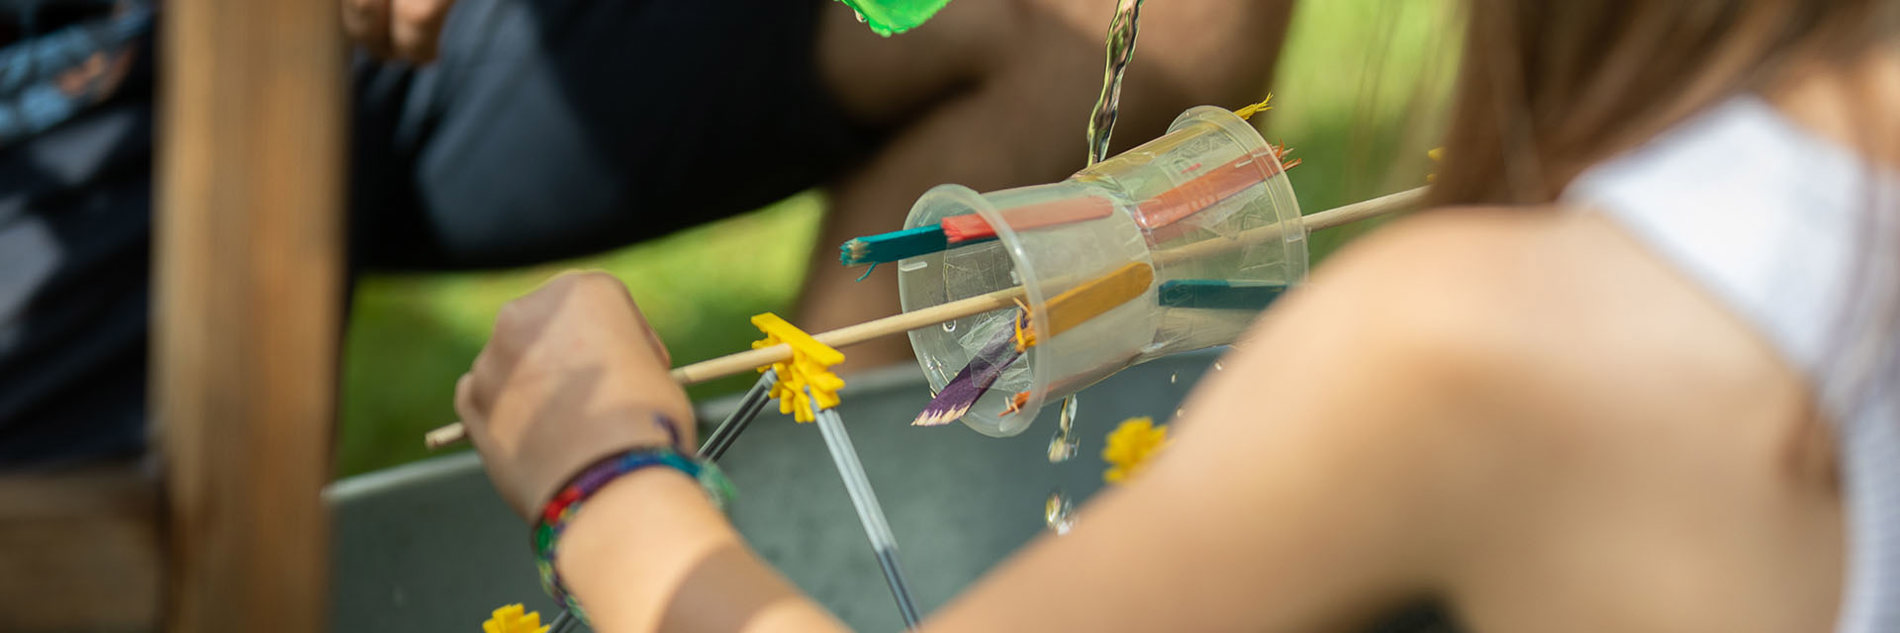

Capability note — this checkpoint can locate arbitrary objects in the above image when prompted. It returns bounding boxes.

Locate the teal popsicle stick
[1157,280,1287,310]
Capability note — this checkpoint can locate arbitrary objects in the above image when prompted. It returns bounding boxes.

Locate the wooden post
[155,0,346,629]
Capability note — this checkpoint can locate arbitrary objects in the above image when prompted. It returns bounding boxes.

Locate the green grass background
[334,0,1462,477]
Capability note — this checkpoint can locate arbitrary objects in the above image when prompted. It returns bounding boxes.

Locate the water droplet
[942,320,957,333]
[1213,361,1224,372]
[1044,490,1075,534]
[1048,394,1081,463]
[1047,429,1078,463]
[854,10,867,22]
[1085,0,1147,165]
[1169,372,1178,384]
[1174,407,1186,419]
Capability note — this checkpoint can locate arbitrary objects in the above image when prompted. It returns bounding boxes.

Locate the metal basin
[328,350,1452,631]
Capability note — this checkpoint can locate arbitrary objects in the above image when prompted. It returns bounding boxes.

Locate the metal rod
[699,369,778,461]
[548,608,578,633]
[805,389,923,629]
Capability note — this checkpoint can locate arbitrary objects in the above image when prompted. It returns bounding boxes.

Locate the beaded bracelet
[532,417,735,622]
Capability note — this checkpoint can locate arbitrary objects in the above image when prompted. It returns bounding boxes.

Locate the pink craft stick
[942,196,1118,243]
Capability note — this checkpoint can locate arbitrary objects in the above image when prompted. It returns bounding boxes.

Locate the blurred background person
[0,0,1290,467]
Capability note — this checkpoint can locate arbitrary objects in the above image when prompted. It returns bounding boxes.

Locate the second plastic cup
[898,106,1307,437]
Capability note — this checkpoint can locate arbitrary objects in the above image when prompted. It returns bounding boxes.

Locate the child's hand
[455,271,694,520]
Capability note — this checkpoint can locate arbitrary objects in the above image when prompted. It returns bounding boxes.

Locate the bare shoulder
[1282,203,1804,427]
[1177,206,1610,511]
[1230,205,1609,418]
[1220,201,1825,523]
[1228,204,1838,631]
[1298,204,1616,355]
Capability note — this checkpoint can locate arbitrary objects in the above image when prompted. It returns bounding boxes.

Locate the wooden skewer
[422,187,1425,449]
[424,286,1027,449]
[671,286,1025,384]
[1152,186,1424,267]
[1305,186,1426,231]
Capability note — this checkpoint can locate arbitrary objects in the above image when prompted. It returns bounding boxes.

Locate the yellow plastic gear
[751,313,846,422]
[481,604,549,633]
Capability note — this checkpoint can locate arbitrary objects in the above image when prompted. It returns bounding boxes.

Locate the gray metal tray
[328,350,1452,632]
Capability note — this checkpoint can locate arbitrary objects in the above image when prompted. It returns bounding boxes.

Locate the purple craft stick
[912,317,1025,427]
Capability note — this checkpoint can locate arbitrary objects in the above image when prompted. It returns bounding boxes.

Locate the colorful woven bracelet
[531,418,735,622]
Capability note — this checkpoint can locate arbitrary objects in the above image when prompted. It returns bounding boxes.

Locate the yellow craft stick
[1040,261,1156,340]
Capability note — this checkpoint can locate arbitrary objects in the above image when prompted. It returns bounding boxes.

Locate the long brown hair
[1429,0,1896,207]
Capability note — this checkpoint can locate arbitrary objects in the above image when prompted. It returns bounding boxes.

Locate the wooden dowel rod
[1152,186,1424,267]
[423,189,1424,449]
[425,286,1026,449]
[669,285,1026,385]
[1303,186,1425,232]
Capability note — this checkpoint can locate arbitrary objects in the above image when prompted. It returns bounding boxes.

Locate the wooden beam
[0,465,161,632]
[154,0,346,629]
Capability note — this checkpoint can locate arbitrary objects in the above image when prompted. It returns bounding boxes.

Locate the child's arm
[556,468,850,633]
[466,216,1529,632]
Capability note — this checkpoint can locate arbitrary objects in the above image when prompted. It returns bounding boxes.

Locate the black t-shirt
[0,51,153,467]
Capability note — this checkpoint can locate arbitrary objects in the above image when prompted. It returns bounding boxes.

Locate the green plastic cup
[834,0,954,36]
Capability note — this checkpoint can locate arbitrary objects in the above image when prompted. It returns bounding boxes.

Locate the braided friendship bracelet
[532,416,736,623]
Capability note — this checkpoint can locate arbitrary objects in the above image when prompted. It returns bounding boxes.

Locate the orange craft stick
[1133,154,1273,230]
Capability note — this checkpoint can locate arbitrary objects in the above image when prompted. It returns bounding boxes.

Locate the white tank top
[1564,97,1900,633]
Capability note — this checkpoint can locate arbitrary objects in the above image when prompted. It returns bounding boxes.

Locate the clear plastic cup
[897,106,1306,436]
